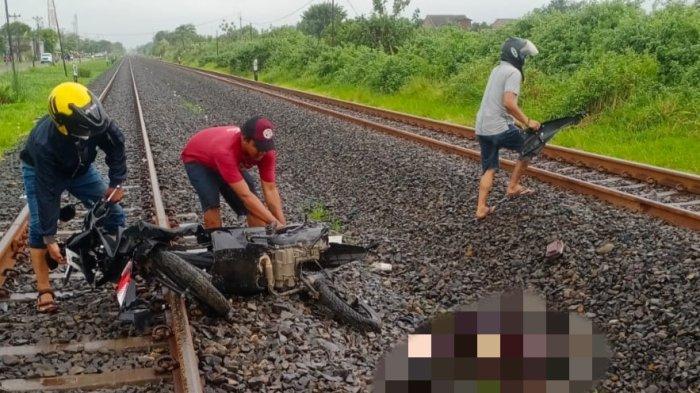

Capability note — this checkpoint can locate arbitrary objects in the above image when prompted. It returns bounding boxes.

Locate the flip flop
[475,206,495,220]
[37,289,58,314]
[507,187,536,198]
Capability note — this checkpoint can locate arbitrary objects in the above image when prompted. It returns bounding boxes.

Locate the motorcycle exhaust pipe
[259,254,278,296]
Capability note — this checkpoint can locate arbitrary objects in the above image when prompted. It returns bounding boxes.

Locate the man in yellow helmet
[20,82,127,313]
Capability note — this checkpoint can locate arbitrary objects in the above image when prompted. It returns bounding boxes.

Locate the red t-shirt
[181,126,276,183]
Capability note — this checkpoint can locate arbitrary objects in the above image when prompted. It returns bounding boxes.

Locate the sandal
[37,289,58,314]
[507,187,536,198]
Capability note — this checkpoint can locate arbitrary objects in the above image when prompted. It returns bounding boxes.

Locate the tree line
[1,21,124,61]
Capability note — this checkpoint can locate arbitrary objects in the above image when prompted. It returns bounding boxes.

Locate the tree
[61,32,80,53]
[340,0,416,54]
[372,0,411,16]
[470,21,490,32]
[539,0,582,13]
[298,2,347,38]
[36,28,58,53]
[2,22,32,60]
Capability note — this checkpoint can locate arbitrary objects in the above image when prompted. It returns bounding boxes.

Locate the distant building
[423,15,472,30]
[491,18,517,28]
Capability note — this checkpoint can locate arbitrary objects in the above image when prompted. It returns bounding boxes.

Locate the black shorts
[476,125,527,172]
[184,162,258,216]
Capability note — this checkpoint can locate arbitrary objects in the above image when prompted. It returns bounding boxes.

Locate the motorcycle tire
[313,277,382,332]
[150,250,231,318]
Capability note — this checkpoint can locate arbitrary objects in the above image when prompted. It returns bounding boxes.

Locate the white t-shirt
[475,62,522,136]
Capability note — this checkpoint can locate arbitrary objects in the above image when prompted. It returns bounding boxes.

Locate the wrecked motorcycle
[62,200,232,330]
[175,223,383,333]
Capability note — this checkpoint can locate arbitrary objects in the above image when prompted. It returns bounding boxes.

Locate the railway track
[0,59,203,392]
[167,62,700,231]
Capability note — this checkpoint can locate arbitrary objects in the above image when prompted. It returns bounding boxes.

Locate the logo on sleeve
[263,128,274,139]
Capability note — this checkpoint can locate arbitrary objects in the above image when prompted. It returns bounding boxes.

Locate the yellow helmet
[48,82,109,139]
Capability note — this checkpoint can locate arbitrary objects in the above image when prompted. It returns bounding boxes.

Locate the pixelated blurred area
[373,291,611,393]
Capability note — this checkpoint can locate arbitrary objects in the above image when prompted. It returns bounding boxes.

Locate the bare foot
[507,185,536,197]
[475,206,495,220]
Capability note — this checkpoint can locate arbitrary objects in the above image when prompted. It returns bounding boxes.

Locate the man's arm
[97,121,127,186]
[229,180,279,225]
[503,92,540,130]
[261,181,286,225]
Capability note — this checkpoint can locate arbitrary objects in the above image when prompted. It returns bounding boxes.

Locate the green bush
[550,51,660,115]
[77,68,92,78]
[444,59,495,103]
[368,54,416,93]
[334,45,385,86]
[0,83,15,104]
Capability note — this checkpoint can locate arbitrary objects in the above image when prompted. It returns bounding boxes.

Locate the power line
[344,0,359,16]
[80,0,319,39]
[250,0,316,26]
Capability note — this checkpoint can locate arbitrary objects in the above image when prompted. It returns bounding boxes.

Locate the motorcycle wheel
[313,277,382,332]
[150,250,231,318]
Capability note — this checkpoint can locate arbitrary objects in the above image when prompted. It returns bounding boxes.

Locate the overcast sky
[5,0,648,49]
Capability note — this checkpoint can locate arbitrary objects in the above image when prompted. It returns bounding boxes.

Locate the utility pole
[50,0,67,76]
[3,0,19,94]
[215,29,219,56]
[72,13,80,62]
[8,11,21,63]
[32,16,42,67]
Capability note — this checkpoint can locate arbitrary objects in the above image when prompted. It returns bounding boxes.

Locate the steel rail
[128,58,203,393]
[171,63,700,195]
[179,65,699,231]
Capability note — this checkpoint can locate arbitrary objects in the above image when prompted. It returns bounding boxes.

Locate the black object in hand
[521,112,586,158]
[59,204,77,222]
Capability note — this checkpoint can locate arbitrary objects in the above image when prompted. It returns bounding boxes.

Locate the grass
[306,202,342,232]
[185,60,698,174]
[0,60,114,155]
[180,97,204,114]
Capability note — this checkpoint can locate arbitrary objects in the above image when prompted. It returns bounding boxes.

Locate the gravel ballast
[128,57,698,393]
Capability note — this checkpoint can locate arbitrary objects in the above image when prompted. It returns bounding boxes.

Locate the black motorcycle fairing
[210,229,268,295]
[268,224,328,247]
[521,113,586,157]
[243,223,328,247]
[121,221,199,244]
[172,250,215,270]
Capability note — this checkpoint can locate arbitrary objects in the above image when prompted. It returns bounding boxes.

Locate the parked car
[40,53,53,64]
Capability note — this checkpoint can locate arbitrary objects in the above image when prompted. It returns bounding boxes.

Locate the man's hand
[105,186,124,203]
[527,119,541,131]
[47,242,65,265]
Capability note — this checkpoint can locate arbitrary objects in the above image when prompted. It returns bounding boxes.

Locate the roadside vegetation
[0,60,114,154]
[139,0,699,173]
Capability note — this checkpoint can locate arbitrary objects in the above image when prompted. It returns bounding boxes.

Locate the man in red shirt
[181,116,286,228]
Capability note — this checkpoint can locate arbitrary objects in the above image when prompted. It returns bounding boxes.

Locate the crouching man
[21,82,127,313]
[181,116,286,228]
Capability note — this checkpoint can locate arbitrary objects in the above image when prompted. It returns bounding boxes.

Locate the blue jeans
[22,163,126,248]
[476,124,526,172]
